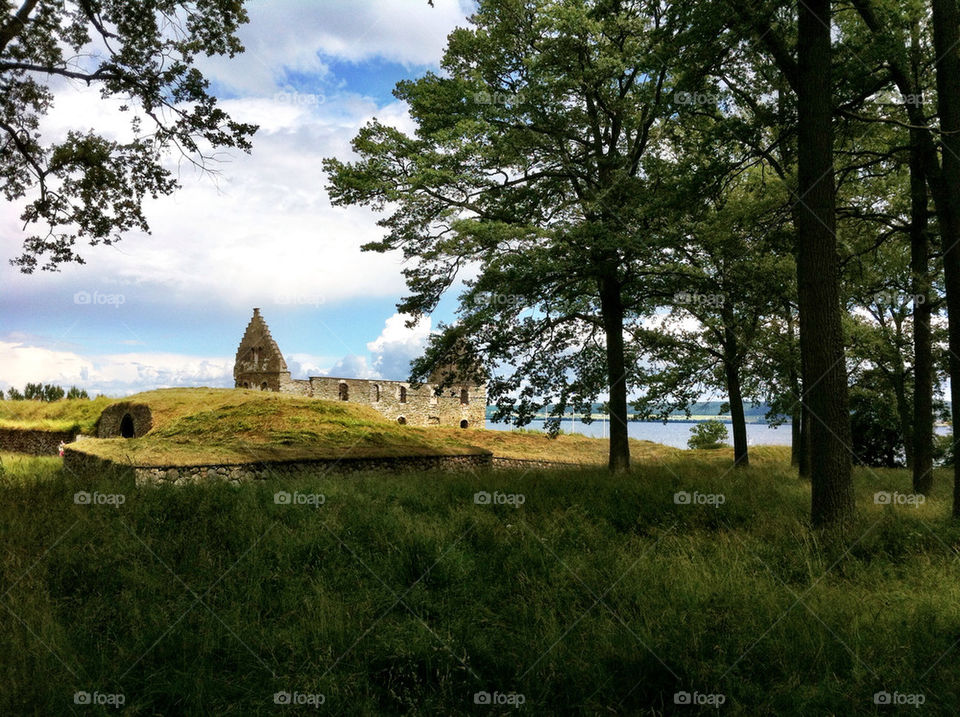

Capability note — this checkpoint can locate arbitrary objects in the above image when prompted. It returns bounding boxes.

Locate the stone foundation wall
[0,428,78,455]
[62,448,136,479]
[491,457,586,471]
[64,449,492,486]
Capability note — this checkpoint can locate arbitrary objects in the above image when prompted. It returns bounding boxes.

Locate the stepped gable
[233,308,290,390]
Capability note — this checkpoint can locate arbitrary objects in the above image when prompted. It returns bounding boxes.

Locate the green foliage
[7,383,83,402]
[687,419,729,449]
[848,375,906,468]
[1,0,257,271]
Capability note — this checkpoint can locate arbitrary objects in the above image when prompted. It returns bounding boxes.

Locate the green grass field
[1,449,958,714]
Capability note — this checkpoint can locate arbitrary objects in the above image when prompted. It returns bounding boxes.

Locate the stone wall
[306,376,486,429]
[0,428,78,455]
[491,457,586,471]
[97,403,153,438]
[62,448,135,479]
[63,448,492,486]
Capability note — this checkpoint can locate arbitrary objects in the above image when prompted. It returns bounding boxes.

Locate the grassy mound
[0,395,114,432]
[69,388,490,465]
[3,453,959,713]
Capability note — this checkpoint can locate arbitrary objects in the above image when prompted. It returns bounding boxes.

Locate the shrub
[688,420,728,449]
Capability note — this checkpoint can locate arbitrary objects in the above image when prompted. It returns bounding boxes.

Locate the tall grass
[1,453,958,714]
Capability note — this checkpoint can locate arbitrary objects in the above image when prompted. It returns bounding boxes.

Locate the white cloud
[0,341,232,397]
[366,313,432,380]
[200,0,470,95]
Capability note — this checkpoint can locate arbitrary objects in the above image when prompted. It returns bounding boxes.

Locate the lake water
[486,419,792,448]
[487,419,953,449]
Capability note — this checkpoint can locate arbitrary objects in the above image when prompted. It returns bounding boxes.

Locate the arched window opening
[374,385,381,402]
[460,388,469,405]
[261,382,268,391]
[339,383,349,401]
[459,419,469,429]
[397,416,407,425]
[399,386,407,403]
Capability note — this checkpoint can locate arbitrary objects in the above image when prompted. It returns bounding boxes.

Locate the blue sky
[0,0,475,395]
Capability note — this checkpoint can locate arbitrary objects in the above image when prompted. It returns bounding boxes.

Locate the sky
[0,0,475,396]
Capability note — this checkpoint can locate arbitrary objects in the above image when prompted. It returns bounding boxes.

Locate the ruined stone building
[233,309,486,428]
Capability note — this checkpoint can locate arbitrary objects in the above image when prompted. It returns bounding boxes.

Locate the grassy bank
[0,396,114,432]
[2,451,959,714]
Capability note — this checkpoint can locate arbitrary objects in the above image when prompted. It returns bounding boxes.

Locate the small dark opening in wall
[397,416,407,425]
[120,413,135,438]
[261,382,268,391]
[459,419,469,429]
[339,383,349,401]
[399,386,407,403]
[460,388,469,405]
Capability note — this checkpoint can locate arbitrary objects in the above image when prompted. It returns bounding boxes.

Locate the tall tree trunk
[599,269,630,472]
[799,402,811,478]
[796,0,854,524]
[725,359,750,467]
[891,362,913,468]
[722,318,749,467]
[931,0,960,516]
[910,124,934,493]
[784,301,803,467]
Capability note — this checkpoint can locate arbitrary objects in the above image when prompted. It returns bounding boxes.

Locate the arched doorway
[397,416,407,425]
[120,413,135,438]
[459,419,469,429]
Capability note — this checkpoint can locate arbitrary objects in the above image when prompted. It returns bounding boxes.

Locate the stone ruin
[97,402,153,438]
[233,308,487,429]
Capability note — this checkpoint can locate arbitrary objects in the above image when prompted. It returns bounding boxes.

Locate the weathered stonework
[97,403,153,438]
[490,457,585,471]
[0,428,78,455]
[233,308,487,429]
[63,446,492,486]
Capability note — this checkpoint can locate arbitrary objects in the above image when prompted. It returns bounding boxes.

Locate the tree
[634,166,796,468]
[325,0,715,472]
[1,0,257,271]
[66,385,89,399]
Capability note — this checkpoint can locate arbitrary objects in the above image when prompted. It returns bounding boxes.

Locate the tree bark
[931,0,960,515]
[722,318,749,467]
[910,128,934,491]
[725,357,750,467]
[599,268,630,472]
[796,0,854,524]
